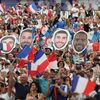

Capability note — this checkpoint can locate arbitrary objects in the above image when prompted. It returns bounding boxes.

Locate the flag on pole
[17,45,31,59]
[28,50,49,76]
[17,45,37,67]
[34,50,49,73]
[17,45,31,67]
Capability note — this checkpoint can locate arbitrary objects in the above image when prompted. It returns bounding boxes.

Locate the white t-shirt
[71,7,79,17]
[0,93,15,100]
[79,7,85,18]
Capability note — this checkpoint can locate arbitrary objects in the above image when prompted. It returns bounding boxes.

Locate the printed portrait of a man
[73,31,88,53]
[19,28,33,48]
[52,29,70,50]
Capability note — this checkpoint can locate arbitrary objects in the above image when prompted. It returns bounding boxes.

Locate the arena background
[0,0,100,10]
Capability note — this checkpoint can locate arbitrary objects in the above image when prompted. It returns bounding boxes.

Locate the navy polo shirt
[15,82,29,100]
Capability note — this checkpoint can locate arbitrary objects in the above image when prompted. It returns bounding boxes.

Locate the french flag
[48,53,58,70]
[28,2,38,13]
[28,62,38,76]
[34,50,49,73]
[0,43,11,51]
[87,42,100,53]
[28,47,37,61]
[28,50,49,76]
[17,59,28,67]
[72,75,96,96]
[17,45,36,67]
[17,45,31,59]
[0,3,5,13]
[17,45,31,67]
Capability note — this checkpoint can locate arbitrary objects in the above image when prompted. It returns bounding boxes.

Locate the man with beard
[53,29,69,50]
[19,28,33,48]
[73,31,88,53]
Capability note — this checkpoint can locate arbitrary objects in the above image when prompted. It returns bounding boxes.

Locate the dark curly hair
[57,60,65,67]
[29,80,41,93]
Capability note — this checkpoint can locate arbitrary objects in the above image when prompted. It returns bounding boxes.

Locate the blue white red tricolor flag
[27,2,38,13]
[28,50,49,76]
[0,43,11,51]
[28,62,38,76]
[17,45,31,59]
[72,75,96,96]
[17,45,37,67]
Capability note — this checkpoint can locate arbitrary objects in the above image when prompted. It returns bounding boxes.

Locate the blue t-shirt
[56,21,66,29]
[49,84,69,100]
[71,22,78,30]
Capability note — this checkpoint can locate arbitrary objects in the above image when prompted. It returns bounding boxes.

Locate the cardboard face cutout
[19,28,34,48]
[0,35,16,54]
[72,31,88,54]
[52,29,70,50]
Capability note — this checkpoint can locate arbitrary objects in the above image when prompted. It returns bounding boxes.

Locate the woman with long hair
[26,80,45,100]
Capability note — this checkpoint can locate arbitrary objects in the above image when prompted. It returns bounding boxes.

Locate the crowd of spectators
[0,1,100,100]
